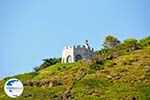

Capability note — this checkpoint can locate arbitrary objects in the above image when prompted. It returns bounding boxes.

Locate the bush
[33,58,61,71]
[144,73,150,79]
[104,60,116,67]
[139,36,150,47]
[138,84,150,100]
[123,38,138,52]
[90,63,102,70]
[102,35,120,49]
[121,56,136,65]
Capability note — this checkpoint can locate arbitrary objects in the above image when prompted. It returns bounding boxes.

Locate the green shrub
[138,84,150,100]
[90,63,102,70]
[139,36,150,47]
[104,60,116,67]
[102,35,120,49]
[144,73,150,79]
[120,55,136,65]
[123,38,138,51]
[33,58,61,71]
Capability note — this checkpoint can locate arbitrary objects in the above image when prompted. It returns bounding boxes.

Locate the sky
[0,0,150,79]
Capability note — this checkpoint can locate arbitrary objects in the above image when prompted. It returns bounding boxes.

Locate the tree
[102,35,120,49]
[123,38,138,51]
[33,66,40,72]
[139,36,150,47]
[33,57,61,71]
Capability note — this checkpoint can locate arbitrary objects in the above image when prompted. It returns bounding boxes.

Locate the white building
[62,40,94,63]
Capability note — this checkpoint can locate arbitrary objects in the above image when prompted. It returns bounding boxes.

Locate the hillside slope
[0,46,150,100]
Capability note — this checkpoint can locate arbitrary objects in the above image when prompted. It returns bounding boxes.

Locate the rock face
[62,40,94,63]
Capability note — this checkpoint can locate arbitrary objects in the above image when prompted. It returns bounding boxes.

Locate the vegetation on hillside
[33,57,61,71]
[0,35,150,100]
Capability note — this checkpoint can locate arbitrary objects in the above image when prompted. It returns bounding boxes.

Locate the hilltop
[0,36,150,100]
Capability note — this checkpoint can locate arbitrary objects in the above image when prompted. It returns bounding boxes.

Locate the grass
[0,86,64,100]
[105,83,139,100]
[71,77,111,99]
[3,72,38,83]
[33,62,82,80]
[0,46,150,99]
[138,84,150,100]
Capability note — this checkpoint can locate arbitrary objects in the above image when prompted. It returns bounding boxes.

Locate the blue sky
[0,0,150,79]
